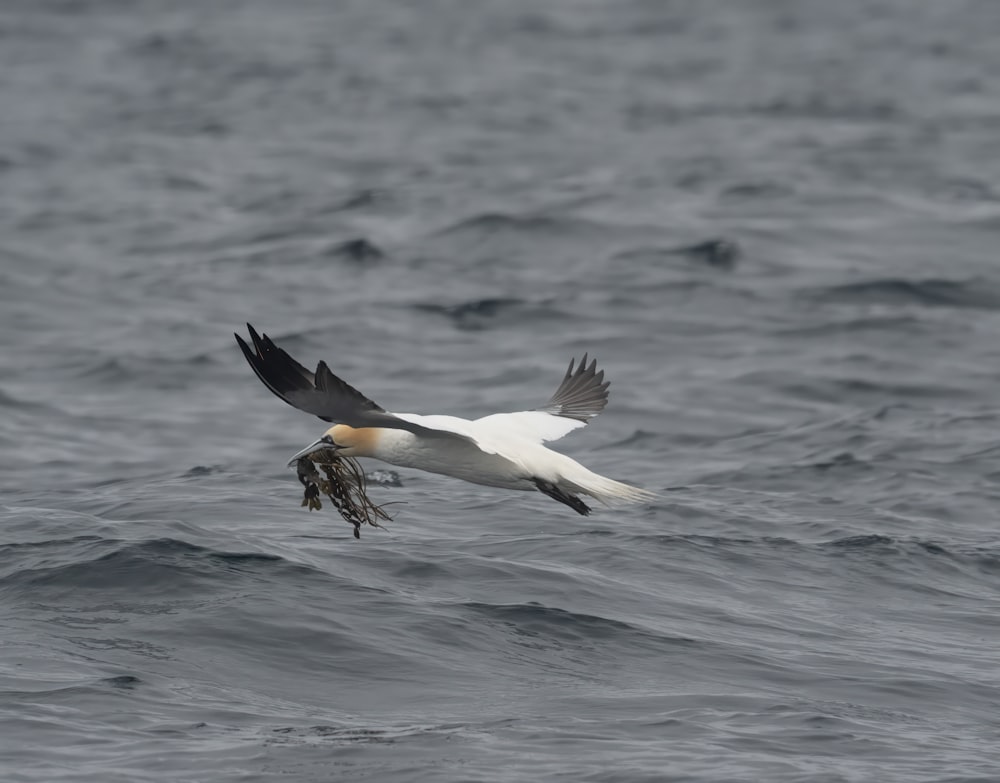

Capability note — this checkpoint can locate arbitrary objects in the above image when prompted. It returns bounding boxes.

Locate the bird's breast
[371,429,452,469]
[372,429,531,489]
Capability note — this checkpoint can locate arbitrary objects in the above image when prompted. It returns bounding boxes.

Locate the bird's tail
[564,470,657,507]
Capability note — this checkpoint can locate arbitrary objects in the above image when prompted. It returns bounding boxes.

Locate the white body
[326,412,654,506]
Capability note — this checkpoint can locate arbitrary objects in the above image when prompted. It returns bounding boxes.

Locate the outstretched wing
[474,354,611,443]
[235,324,463,438]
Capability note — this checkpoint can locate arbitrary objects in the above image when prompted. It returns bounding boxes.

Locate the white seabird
[235,324,655,515]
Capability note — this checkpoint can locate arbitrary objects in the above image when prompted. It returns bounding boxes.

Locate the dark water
[4,1,1000,780]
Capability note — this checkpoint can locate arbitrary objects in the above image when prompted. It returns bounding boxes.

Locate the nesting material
[295,451,392,539]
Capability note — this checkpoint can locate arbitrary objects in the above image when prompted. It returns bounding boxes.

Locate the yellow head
[285,424,380,466]
[322,424,380,458]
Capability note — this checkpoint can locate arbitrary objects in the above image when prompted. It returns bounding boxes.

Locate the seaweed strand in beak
[295,450,392,538]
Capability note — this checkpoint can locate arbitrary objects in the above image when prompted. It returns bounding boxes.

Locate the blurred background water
[3,1,1000,781]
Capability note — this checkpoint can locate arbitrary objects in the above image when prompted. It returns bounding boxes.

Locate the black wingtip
[543,352,611,422]
[235,323,321,416]
[234,332,254,363]
[247,323,267,353]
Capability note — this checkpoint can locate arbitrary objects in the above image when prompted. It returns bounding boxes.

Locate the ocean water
[3,1,1000,780]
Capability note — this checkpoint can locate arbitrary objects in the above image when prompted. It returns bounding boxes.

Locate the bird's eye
[320,434,335,445]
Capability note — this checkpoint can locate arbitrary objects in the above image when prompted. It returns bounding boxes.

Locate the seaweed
[295,451,392,539]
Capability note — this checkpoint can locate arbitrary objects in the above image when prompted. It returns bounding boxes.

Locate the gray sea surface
[3,1,1000,781]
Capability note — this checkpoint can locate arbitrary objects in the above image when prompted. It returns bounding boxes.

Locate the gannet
[235,324,655,515]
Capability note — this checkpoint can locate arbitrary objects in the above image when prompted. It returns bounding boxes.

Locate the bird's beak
[286,438,338,467]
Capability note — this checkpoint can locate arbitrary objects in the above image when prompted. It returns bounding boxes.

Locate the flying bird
[235,324,655,515]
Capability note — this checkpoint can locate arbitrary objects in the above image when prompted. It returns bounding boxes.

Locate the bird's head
[285,424,378,466]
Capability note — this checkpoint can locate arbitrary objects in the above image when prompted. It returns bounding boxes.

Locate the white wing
[475,354,611,444]
[391,413,504,454]
[391,411,582,453]
[474,411,585,443]
[393,355,611,448]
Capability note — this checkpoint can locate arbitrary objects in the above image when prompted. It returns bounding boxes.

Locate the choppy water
[4,1,1000,781]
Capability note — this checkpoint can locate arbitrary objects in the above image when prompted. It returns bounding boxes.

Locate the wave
[619,530,1000,578]
[70,352,218,388]
[611,238,740,270]
[414,297,561,330]
[2,674,146,702]
[268,721,477,746]
[0,537,321,595]
[809,278,1000,309]
[749,95,900,121]
[460,600,698,648]
[0,388,62,413]
[321,237,385,263]
[735,369,973,403]
[431,212,611,239]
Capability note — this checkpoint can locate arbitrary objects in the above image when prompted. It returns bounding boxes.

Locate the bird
[235,324,656,515]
